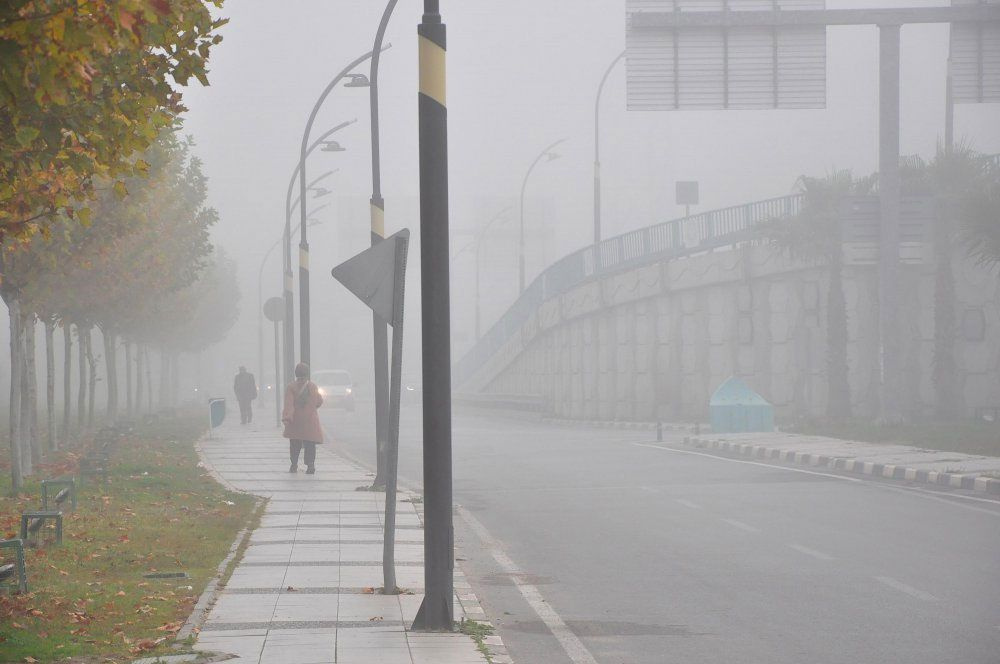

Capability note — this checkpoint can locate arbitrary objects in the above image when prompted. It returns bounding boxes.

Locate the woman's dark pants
[289,439,316,468]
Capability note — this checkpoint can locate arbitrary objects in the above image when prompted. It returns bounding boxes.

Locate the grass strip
[0,413,256,662]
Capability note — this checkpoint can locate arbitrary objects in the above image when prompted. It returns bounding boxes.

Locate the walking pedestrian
[282,362,324,474]
[233,366,258,425]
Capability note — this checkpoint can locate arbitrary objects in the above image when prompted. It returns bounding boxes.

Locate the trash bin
[208,398,226,429]
[709,376,774,433]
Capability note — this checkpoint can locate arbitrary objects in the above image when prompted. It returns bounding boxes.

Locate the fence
[454,194,803,388]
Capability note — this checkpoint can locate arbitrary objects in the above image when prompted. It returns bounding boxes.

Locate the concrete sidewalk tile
[336,593,403,621]
[209,593,279,623]
[226,566,288,589]
[282,565,341,588]
[271,593,339,621]
[194,632,266,660]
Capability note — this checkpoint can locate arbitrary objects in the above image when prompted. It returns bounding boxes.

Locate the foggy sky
[178,0,1000,392]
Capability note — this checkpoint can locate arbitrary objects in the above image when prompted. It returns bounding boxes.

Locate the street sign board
[626,0,827,110]
[951,0,1000,103]
[676,180,700,205]
[263,296,285,322]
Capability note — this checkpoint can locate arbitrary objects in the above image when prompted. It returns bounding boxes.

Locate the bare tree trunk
[145,346,153,413]
[158,347,167,409]
[125,342,134,417]
[24,313,41,466]
[134,343,143,415]
[171,352,180,407]
[7,296,24,491]
[63,323,72,443]
[102,327,118,423]
[77,325,87,428]
[86,328,97,427]
[44,317,56,452]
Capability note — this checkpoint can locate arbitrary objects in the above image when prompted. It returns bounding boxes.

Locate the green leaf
[113,180,129,199]
[77,207,93,227]
[15,126,40,147]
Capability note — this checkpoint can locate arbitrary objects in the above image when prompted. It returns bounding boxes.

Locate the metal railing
[454,194,803,387]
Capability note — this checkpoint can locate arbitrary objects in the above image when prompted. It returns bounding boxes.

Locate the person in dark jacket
[282,362,324,474]
[233,366,258,425]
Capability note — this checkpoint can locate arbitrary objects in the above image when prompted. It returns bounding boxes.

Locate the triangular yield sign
[331,229,409,327]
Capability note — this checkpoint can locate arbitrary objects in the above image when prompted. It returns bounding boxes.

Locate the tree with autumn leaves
[1,1,233,491]
[7,133,239,491]
[0,0,226,242]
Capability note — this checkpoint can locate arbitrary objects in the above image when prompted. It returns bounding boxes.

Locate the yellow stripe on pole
[299,247,309,270]
[419,35,446,107]
[371,202,385,238]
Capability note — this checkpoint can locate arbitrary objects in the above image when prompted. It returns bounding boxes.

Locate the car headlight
[345,388,352,395]
[318,387,328,397]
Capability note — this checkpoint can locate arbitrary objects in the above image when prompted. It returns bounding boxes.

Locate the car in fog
[313,369,355,412]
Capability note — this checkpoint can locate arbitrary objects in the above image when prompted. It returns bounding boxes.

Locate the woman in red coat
[282,362,324,474]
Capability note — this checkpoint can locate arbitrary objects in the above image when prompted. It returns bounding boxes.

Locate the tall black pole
[369,0,399,489]
[273,319,281,426]
[298,51,378,368]
[877,23,902,423]
[594,50,625,248]
[283,121,355,386]
[412,0,454,632]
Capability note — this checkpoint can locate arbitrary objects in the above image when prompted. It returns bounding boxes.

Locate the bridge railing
[454,194,803,388]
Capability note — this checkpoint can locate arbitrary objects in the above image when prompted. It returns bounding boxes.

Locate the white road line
[875,576,938,601]
[674,498,701,509]
[787,543,835,561]
[457,505,599,664]
[633,443,862,483]
[722,518,761,533]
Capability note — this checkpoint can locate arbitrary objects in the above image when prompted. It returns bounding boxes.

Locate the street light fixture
[519,138,567,294]
[344,73,372,88]
[321,140,347,153]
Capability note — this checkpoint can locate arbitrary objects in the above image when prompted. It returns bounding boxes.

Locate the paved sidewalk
[190,422,495,664]
[683,431,1000,494]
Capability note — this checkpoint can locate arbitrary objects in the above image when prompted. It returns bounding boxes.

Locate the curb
[683,436,1000,496]
[541,417,701,433]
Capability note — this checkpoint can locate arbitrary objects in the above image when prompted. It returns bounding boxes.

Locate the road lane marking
[633,442,863,483]
[788,543,834,561]
[457,505,599,664]
[675,499,701,509]
[875,576,938,601]
[722,518,761,533]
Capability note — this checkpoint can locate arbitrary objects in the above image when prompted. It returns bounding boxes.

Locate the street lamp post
[297,49,381,367]
[519,138,566,294]
[282,120,357,385]
[594,50,625,250]
[368,0,400,490]
[412,0,453,632]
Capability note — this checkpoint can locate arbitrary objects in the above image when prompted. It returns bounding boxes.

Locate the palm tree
[759,170,876,420]
[958,155,1000,271]
[901,147,999,419]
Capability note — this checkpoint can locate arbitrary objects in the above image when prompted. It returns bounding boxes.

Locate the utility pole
[368,0,400,489]
[412,0,454,632]
[594,50,625,248]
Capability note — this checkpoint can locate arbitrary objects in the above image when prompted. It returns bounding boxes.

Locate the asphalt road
[320,400,1000,664]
